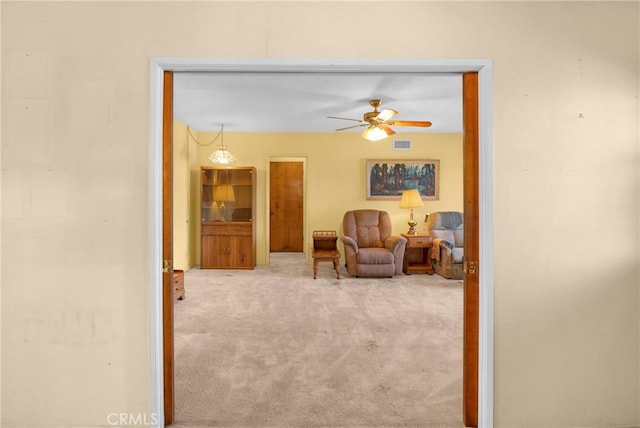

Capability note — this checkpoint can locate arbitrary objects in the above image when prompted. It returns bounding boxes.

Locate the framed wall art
[366,159,439,201]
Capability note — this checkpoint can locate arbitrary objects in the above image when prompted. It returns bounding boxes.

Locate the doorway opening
[150,58,494,427]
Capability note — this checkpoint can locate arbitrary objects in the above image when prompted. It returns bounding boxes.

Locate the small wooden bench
[312,231,341,279]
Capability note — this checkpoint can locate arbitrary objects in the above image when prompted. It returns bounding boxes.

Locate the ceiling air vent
[393,139,412,150]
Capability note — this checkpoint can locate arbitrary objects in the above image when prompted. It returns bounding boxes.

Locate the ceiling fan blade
[379,124,396,136]
[327,115,363,123]
[335,124,367,131]
[386,120,432,128]
[376,108,397,122]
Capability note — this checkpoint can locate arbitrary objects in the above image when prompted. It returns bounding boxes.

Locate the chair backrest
[343,209,392,248]
[426,211,464,247]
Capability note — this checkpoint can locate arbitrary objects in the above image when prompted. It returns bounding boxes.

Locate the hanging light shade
[208,124,236,164]
[208,145,236,164]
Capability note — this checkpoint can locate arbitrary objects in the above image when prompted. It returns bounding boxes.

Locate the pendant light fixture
[208,124,236,165]
[187,124,237,165]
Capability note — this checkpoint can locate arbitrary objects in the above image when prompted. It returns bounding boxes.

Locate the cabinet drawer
[202,224,252,236]
[173,271,183,287]
[173,270,185,301]
[406,237,432,248]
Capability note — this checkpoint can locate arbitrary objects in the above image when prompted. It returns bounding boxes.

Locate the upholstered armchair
[341,209,407,278]
[426,211,464,279]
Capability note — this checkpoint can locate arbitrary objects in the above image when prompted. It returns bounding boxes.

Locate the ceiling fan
[327,99,432,141]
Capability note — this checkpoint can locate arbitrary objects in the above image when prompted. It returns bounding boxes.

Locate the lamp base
[407,219,418,235]
[406,209,419,235]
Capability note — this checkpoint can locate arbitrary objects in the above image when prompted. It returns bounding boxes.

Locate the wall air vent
[393,139,412,150]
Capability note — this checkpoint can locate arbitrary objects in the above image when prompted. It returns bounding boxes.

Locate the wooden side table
[312,231,341,279]
[401,234,434,275]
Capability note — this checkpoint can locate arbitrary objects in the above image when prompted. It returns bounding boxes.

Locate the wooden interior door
[462,72,480,428]
[162,70,175,425]
[269,161,304,252]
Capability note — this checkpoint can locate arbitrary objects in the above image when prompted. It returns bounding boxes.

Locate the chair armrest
[431,238,455,262]
[441,240,454,250]
[384,235,407,253]
[342,236,359,253]
[431,238,454,261]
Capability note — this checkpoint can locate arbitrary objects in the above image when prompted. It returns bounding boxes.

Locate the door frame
[267,157,307,260]
[149,58,494,427]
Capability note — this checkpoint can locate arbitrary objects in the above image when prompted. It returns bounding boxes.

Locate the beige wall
[184,130,462,267]
[1,2,638,427]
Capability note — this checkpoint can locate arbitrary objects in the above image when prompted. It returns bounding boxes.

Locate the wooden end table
[401,234,434,275]
[312,231,341,279]
[312,249,341,279]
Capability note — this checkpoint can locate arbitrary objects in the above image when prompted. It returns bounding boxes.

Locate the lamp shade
[399,189,424,209]
[214,184,235,202]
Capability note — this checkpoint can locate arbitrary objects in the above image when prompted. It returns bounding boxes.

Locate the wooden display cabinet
[201,166,256,269]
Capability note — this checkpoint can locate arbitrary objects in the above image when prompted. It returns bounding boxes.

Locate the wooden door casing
[462,72,480,428]
[269,162,304,252]
[161,68,484,427]
[162,70,175,425]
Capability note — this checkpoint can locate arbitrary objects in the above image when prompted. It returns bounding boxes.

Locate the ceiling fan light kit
[362,125,389,141]
[328,99,432,142]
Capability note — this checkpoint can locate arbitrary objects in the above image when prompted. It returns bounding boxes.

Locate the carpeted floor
[172,253,464,427]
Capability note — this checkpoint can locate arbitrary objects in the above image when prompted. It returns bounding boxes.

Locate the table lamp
[214,184,235,221]
[399,189,424,235]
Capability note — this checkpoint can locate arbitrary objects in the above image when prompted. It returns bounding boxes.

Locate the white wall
[1,2,638,427]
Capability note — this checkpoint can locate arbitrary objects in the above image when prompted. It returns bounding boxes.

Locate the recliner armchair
[426,211,464,279]
[341,209,407,278]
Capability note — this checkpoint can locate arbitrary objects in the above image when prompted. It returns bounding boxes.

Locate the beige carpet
[172,253,464,428]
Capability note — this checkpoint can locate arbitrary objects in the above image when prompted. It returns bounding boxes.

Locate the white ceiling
[173,72,463,135]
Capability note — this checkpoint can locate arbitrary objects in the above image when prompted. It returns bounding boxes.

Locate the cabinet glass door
[201,168,253,223]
